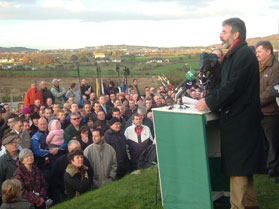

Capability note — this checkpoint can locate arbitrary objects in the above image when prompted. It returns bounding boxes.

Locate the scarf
[259,55,273,73]
[222,39,241,61]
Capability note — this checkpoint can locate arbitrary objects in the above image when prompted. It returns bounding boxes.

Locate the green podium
[153,106,229,209]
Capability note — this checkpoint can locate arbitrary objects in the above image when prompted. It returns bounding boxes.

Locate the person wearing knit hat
[104,117,130,179]
[22,107,31,115]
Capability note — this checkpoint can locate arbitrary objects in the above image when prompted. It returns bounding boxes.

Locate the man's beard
[221,37,234,49]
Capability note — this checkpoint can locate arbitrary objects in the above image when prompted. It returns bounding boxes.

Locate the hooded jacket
[46,120,64,146]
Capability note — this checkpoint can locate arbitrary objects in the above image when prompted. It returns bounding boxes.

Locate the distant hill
[208,34,279,50]
[0,47,38,53]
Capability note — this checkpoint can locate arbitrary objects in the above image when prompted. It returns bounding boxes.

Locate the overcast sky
[0,0,278,49]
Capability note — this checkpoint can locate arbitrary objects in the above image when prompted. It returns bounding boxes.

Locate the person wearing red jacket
[24,80,44,107]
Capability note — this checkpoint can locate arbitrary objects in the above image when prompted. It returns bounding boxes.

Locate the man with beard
[196,18,265,209]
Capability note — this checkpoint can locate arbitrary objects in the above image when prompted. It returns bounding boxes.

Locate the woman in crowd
[14,149,48,209]
[0,178,34,209]
[77,126,92,150]
[64,148,92,199]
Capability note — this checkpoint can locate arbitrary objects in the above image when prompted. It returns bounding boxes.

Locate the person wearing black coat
[40,81,55,104]
[64,148,92,200]
[196,18,265,209]
[104,118,130,179]
[50,140,93,204]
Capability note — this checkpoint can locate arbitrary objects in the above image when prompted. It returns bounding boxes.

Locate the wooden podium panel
[153,106,229,209]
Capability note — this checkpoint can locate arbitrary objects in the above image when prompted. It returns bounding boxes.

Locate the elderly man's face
[5,139,18,154]
[38,119,48,131]
[220,25,236,49]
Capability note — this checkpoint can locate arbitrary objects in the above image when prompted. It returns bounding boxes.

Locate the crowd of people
[0,17,279,209]
[0,77,177,208]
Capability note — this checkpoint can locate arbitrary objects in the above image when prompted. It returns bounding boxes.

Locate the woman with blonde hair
[1,178,34,209]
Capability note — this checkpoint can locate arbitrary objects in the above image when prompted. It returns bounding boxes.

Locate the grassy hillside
[52,166,279,209]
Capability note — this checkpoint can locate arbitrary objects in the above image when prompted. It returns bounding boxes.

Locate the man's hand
[195,98,208,111]
[50,147,59,155]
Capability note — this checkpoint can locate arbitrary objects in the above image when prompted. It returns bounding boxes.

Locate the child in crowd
[46,119,64,148]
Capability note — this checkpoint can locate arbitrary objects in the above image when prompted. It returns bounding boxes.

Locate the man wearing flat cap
[0,133,20,204]
[51,79,66,108]
[104,117,130,179]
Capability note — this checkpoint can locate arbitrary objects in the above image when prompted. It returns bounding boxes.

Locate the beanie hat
[109,117,121,126]
[22,107,31,115]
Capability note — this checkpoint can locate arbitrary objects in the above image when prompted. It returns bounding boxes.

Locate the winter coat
[64,164,91,199]
[0,198,34,209]
[51,154,93,193]
[50,85,66,108]
[0,151,18,190]
[81,84,93,100]
[124,124,153,169]
[24,88,44,107]
[64,124,80,142]
[11,129,32,150]
[84,143,117,188]
[205,41,266,176]
[104,128,130,176]
[41,88,54,104]
[14,163,48,206]
[46,120,64,146]
[125,116,154,138]
[260,56,279,115]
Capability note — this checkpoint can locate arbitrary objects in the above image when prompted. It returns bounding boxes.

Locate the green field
[0,55,201,79]
[52,166,279,209]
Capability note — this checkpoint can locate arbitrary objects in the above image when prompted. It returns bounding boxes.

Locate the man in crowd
[132,79,141,97]
[104,117,130,179]
[99,95,111,120]
[84,128,117,188]
[56,110,70,130]
[65,83,81,106]
[256,41,279,179]
[196,17,265,209]
[0,133,20,204]
[81,79,93,100]
[125,105,154,138]
[24,80,44,107]
[11,117,31,149]
[51,78,66,108]
[124,113,153,170]
[40,80,55,104]
[64,112,84,142]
